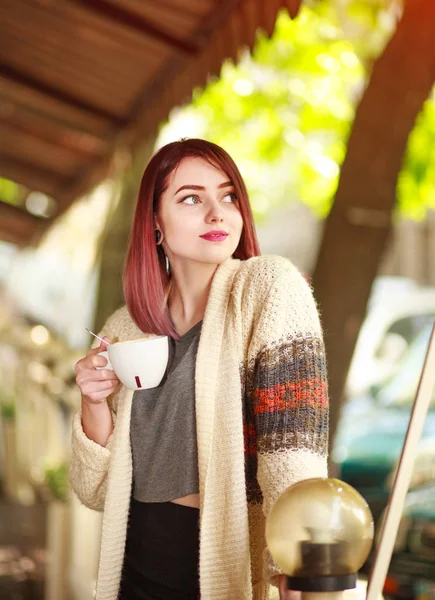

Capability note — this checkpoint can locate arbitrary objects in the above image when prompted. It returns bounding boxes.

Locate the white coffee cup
[98,336,169,390]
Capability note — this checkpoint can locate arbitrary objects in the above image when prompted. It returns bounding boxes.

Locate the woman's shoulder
[235,254,305,291]
[235,256,322,338]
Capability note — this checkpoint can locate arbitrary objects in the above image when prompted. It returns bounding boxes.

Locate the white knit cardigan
[70,255,328,600]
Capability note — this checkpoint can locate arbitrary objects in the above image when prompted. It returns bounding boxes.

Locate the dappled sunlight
[157,4,391,222]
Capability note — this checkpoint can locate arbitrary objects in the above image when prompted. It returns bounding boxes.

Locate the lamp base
[286,574,357,592]
[301,592,346,600]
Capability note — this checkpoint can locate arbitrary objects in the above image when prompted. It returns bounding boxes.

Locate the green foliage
[44,462,69,503]
[398,92,435,219]
[163,0,434,222]
[0,399,16,421]
[0,178,25,207]
[191,5,367,220]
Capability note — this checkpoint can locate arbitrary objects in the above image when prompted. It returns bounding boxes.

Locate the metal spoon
[86,327,110,345]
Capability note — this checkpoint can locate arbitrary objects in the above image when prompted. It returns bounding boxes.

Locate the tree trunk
[93,136,156,333]
[312,0,435,450]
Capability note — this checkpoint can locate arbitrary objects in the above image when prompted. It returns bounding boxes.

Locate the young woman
[71,139,329,600]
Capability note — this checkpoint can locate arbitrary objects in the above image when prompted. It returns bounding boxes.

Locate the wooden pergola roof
[0,0,302,246]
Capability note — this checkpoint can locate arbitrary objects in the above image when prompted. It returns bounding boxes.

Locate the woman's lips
[200,231,229,242]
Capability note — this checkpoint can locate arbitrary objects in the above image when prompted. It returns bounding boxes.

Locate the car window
[386,314,435,342]
[377,323,435,408]
[374,313,435,359]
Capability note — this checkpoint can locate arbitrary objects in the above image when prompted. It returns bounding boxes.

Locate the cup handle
[96,350,113,371]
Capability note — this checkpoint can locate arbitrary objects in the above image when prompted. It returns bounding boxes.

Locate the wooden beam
[0,62,125,125]
[0,201,47,246]
[0,126,83,174]
[0,155,65,198]
[54,0,286,214]
[0,75,114,136]
[54,152,115,208]
[284,0,304,20]
[0,116,106,158]
[70,0,201,54]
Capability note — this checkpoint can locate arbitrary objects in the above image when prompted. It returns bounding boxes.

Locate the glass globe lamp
[266,478,374,593]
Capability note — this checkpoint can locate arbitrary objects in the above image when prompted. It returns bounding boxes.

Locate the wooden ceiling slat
[206,27,230,78]
[0,17,156,83]
[0,0,286,247]
[114,0,214,20]
[0,36,138,116]
[0,0,171,56]
[66,0,283,206]
[227,6,245,65]
[1,114,107,158]
[104,0,208,40]
[0,124,92,174]
[284,0,304,20]
[51,152,115,210]
[1,10,172,117]
[0,156,66,198]
[0,150,74,180]
[175,58,204,109]
[0,202,44,246]
[2,3,170,67]
[0,52,135,118]
[0,63,124,124]
[239,0,262,50]
[0,79,114,137]
[261,0,285,37]
[70,0,201,54]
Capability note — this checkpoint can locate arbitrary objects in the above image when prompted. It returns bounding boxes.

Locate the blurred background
[0,0,434,599]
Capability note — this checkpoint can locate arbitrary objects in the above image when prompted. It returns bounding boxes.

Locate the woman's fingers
[82,384,120,404]
[88,354,110,368]
[75,339,111,373]
[75,337,120,402]
[80,379,119,396]
[84,379,119,392]
[77,368,118,383]
[76,371,120,396]
[86,337,110,356]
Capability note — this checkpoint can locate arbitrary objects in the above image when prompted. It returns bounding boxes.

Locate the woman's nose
[206,201,224,223]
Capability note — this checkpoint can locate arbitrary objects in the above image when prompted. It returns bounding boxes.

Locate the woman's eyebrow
[175,181,233,194]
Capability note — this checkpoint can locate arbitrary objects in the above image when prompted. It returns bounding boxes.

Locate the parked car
[333,323,435,522]
[366,482,435,600]
[334,323,435,599]
[345,277,435,398]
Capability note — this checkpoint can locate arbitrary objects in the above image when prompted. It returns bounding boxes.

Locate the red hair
[123,138,261,338]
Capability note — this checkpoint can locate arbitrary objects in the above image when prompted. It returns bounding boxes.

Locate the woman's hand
[75,338,120,404]
[278,575,301,600]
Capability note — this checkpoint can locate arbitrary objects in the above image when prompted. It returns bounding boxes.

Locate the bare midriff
[171,493,200,508]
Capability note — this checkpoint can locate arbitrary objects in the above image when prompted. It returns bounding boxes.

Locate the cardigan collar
[195,256,241,486]
[194,256,253,598]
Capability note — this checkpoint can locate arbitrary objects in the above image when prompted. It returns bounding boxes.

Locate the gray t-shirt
[130,320,202,503]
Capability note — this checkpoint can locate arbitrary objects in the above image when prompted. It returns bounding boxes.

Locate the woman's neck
[168,261,218,335]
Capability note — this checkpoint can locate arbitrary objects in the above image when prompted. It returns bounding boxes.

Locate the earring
[155,229,163,245]
[165,254,170,274]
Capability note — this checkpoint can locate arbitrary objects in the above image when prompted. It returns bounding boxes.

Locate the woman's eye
[223,193,237,203]
[182,195,200,205]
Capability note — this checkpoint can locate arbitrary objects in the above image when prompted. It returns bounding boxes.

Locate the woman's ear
[154,211,163,230]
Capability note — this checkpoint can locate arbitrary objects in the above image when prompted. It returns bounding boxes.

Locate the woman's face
[156,157,244,269]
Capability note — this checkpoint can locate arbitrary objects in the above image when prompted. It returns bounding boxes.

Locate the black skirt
[118,498,200,600]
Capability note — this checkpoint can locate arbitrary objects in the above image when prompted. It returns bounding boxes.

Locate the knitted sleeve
[69,312,121,512]
[250,259,329,584]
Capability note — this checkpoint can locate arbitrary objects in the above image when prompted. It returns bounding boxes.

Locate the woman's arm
[69,327,121,511]
[249,260,329,587]
[69,411,114,511]
[77,337,118,446]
